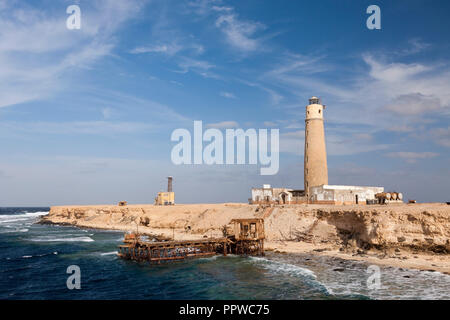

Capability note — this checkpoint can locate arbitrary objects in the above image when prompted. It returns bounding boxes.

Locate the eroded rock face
[289,206,450,253]
[41,203,450,253]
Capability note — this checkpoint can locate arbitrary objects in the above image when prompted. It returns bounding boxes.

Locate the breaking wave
[0,211,48,225]
[30,236,94,243]
[100,251,118,256]
[249,256,317,279]
[246,256,333,297]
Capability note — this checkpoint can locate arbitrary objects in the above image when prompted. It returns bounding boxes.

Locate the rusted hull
[118,219,265,264]
[118,238,230,264]
[118,236,264,264]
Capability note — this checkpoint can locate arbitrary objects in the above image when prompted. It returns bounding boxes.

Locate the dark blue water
[1,208,449,300]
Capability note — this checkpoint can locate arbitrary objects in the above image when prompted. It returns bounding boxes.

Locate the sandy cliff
[41,203,450,273]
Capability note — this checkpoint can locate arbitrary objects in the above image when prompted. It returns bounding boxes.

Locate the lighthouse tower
[304,96,328,198]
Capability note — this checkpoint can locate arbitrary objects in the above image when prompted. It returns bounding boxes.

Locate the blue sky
[0,0,449,206]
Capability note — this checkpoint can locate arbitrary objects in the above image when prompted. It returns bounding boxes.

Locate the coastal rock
[41,203,450,255]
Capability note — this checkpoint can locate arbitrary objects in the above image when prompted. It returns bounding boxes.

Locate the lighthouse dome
[309,96,320,105]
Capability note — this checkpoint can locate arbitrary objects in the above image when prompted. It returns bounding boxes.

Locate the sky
[0,0,449,206]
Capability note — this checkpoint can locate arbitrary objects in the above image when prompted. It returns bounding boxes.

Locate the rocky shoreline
[40,202,450,274]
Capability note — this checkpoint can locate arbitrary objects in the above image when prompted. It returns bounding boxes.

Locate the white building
[250,184,307,204]
[309,185,384,205]
[250,185,294,204]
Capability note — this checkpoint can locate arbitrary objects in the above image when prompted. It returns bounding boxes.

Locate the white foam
[250,256,317,279]
[0,218,29,223]
[0,211,48,219]
[248,257,336,297]
[295,262,450,300]
[198,255,220,261]
[101,251,118,256]
[22,255,32,258]
[0,211,48,224]
[30,236,94,242]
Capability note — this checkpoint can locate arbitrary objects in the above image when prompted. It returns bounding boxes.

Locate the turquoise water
[1,208,449,300]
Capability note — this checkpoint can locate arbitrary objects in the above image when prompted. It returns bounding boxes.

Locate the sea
[1,207,449,300]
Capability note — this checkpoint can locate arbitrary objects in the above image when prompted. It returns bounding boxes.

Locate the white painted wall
[310,185,384,202]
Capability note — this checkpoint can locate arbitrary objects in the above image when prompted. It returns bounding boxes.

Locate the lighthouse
[304,96,328,198]
[251,96,388,206]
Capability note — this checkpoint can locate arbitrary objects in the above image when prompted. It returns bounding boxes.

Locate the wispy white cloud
[174,56,219,78]
[429,127,450,147]
[211,5,232,12]
[364,55,431,82]
[186,0,266,53]
[177,57,214,72]
[279,127,389,156]
[205,121,239,129]
[215,13,265,52]
[386,151,439,163]
[237,79,284,105]
[130,41,204,56]
[263,121,277,127]
[79,89,190,124]
[130,43,183,55]
[396,38,431,56]
[170,80,184,86]
[263,87,283,105]
[101,107,115,119]
[220,91,236,99]
[331,163,377,178]
[383,92,442,115]
[361,55,450,117]
[0,0,146,108]
[266,53,329,76]
[325,126,391,156]
[187,0,222,16]
[1,120,154,136]
[262,41,450,130]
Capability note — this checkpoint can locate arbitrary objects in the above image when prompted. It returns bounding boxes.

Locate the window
[319,109,321,114]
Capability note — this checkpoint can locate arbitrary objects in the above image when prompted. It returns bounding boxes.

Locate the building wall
[304,100,328,195]
[250,185,384,205]
[309,185,384,205]
[251,187,294,204]
[155,192,175,205]
[251,188,275,202]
